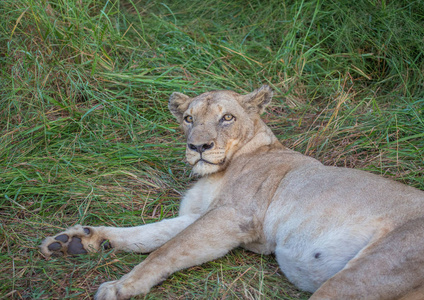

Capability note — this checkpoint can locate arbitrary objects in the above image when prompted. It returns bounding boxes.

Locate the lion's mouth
[195,157,226,166]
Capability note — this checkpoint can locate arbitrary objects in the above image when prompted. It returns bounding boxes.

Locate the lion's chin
[191,160,222,176]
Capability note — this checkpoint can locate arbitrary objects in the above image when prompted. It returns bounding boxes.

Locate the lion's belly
[271,222,373,292]
[263,194,379,293]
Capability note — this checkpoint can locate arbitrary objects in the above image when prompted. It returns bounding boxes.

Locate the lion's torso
[179,145,424,292]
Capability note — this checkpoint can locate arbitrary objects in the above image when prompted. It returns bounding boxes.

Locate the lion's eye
[184,115,193,123]
[222,114,234,122]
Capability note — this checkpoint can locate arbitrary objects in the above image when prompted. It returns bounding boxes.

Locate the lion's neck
[234,118,284,160]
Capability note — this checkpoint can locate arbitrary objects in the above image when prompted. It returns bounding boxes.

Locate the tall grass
[1,0,423,298]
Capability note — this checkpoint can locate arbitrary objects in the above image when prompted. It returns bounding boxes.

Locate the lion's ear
[169,92,192,123]
[240,85,273,114]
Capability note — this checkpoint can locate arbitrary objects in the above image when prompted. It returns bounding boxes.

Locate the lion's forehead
[188,93,243,119]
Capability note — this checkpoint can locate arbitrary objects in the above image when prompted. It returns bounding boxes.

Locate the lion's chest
[179,175,223,216]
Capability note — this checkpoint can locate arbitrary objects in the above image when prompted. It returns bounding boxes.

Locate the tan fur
[40,86,424,300]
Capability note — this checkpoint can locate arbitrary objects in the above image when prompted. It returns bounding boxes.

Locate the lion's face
[169,86,273,176]
[181,93,255,176]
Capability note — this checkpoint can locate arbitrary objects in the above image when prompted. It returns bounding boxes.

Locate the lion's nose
[188,142,214,153]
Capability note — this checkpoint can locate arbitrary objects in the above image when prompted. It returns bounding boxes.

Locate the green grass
[1,0,423,299]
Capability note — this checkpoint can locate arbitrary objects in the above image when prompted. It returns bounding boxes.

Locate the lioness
[41,86,424,300]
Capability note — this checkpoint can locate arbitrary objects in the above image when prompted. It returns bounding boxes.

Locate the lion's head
[168,85,275,176]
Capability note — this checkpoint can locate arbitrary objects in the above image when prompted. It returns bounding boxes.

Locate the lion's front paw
[40,225,111,257]
[95,279,148,300]
[95,281,126,300]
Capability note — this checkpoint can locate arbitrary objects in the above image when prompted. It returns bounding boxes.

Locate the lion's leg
[310,217,424,300]
[40,214,200,257]
[94,208,257,300]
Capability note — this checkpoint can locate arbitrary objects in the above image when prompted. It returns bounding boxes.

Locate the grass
[1,0,423,298]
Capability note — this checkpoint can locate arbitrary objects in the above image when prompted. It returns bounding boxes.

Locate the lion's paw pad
[40,225,109,257]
